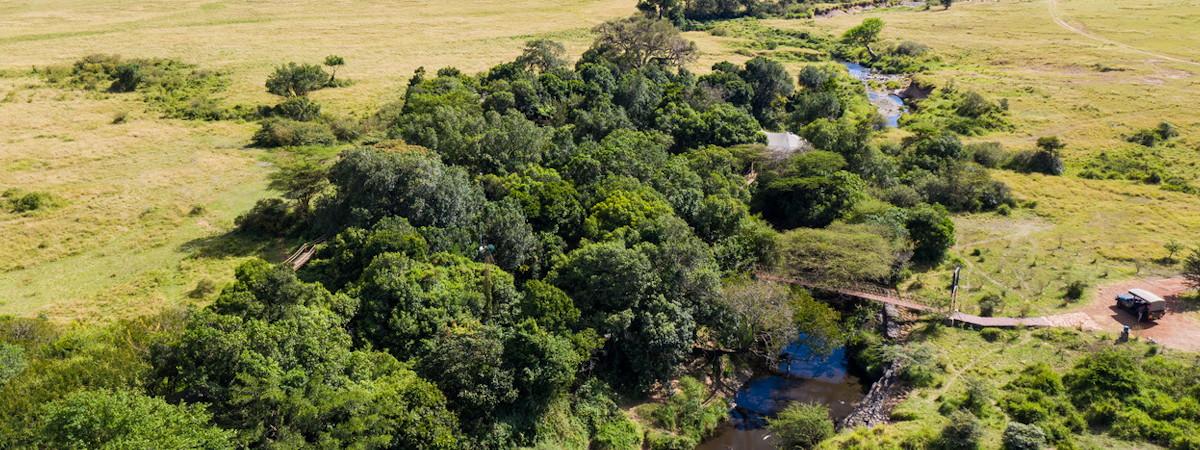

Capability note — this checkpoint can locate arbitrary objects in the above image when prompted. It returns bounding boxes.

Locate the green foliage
[778,223,897,284]
[270,96,322,121]
[589,17,697,70]
[1185,246,1200,290]
[251,117,336,147]
[649,377,727,442]
[1126,122,1179,147]
[265,62,330,97]
[756,151,867,228]
[33,389,233,449]
[902,87,1011,135]
[0,342,26,386]
[936,411,983,450]
[3,189,65,213]
[905,203,955,266]
[49,54,232,120]
[320,146,484,230]
[1062,280,1087,301]
[153,259,460,448]
[769,402,835,449]
[1002,422,1048,450]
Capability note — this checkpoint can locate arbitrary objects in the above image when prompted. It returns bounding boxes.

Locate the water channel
[840,61,907,128]
[696,341,865,450]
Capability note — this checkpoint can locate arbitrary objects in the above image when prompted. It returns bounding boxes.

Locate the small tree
[769,403,834,449]
[842,18,884,59]
[1183,247,1200,290]
[1164,239,1183,263]
[265,62,329,97]
[323,55,345,84]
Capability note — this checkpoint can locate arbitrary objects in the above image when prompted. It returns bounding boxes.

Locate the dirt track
[1081,277,1200,351]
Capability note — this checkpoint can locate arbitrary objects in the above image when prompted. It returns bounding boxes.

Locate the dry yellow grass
[0,0,636,322]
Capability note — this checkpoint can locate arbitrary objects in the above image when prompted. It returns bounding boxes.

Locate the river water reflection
[696,341,865,450]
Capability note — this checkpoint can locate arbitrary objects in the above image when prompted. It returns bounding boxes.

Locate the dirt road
[1047,0,1200,68]
[1081,277,1200,351]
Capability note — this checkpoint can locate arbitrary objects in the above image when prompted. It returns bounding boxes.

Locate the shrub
[5,191,64,213]
[979,328,1003,342]
[966,142,1007,168]
[645,431,696,450]
[937,411,983,450]
[1002,422,1047,450]
[252,118,336,147]
[1062,280,1087,301]
[592,414,642,450]
[650,377,727,442]
[265,62,329,97]
[961,376,994,415]
[235,198,294,235]
[769,402,834,449]
[0,343,26,386]
[271,96,322,121]
[978,293,1003,317]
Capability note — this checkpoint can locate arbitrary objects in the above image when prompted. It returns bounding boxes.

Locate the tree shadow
[179,230,293,263]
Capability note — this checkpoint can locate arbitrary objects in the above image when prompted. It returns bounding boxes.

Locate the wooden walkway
[759,274,1100,330]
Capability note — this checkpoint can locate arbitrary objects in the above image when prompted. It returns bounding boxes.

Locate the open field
[0,0,635,322]
[0,0,636,112]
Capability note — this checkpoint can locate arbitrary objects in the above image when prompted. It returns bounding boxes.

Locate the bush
[937,411,983,450]
[978,293,1003,317]
[649,377,727,442]
[271,96,322,121]
[1063,280,1087,301]
[592,414,642,450]
[252,118,336,147]
[235,198,294,235]
[265,62,329,97]
[980,328,1002,342]
[4,190,64,213]
[966,142,1007,168]
[769,402,834,449]
[1002,422,1047,450]
[645,431,696,450]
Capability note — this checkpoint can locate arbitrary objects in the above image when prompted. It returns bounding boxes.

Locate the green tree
[350,253,521,359]
[321,146,484,230]
[769,402,835,449]
[267,160,328,218]
[519,280,580,332]
[590,17,697,69]
[756,151,866,228]
[740,57,794,127]
[1164,239,1183,263]
[841,18,885,59]
[153,260,461,448]
[34,389,233,449]
[906,203,956,266]
[515,39,568,73]
[1185,246,1200,290]
[777,223,896,284]
[323,55,345,84]
[265,62,330,97]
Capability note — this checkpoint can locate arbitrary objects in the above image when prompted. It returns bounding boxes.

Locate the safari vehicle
[1116,288,1167,321]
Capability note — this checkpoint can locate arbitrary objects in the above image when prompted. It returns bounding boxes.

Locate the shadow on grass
[179,230,294,263]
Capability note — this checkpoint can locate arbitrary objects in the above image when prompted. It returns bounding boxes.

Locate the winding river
[840,61,907,128]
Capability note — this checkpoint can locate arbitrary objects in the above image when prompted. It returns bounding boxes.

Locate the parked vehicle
[1115,288,1167,321]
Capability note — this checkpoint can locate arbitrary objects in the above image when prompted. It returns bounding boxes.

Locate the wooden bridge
[758,273,1100,330]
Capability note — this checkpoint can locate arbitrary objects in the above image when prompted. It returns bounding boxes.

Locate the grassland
[823,325,1167,449]
[0,0,635,322]
[686,0,1200,315]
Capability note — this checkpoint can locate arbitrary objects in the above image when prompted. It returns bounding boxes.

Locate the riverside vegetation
[1,0,1199,449]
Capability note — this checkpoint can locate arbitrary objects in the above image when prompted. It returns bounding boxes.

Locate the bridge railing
[756,273,929,310]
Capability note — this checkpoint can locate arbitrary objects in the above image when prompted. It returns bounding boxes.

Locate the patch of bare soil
[1082,277,1200,351]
